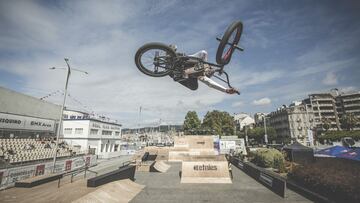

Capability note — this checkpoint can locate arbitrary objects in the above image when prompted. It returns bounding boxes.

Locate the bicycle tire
[134,42,176,77]
[216,21,243,65]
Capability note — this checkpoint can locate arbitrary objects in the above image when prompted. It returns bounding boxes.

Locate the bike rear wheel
[216,21,243,65]
[135,42,176,77]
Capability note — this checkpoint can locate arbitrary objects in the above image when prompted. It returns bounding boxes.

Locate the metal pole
[52,58,71,173]
[245,126,248,147]
[264,116,268,144]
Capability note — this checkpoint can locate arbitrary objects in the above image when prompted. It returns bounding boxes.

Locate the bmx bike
[134,20,244,93]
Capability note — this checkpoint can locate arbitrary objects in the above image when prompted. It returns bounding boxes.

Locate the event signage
[193,164,218,171]
[219,140,236,154]
[0,113,55,131]
[259,172,273,187]
[237,161,244,169]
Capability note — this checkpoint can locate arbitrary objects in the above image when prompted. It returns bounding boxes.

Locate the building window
[90,129,98,135]
[75,128,83,134]
[63,114,68,119]
[70,115,76,119]
[64,128,72,134]
[114,144,119,151]
[102,130,112,135]
[115,131,120,136]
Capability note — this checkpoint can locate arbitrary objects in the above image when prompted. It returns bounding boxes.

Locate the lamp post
[50,58,88,173]
[264,116,268,145]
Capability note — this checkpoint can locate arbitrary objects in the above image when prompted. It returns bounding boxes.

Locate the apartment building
[303,93,340,131]
[336,91,360,130]
[303,90,360,131]
[268,102,315,146]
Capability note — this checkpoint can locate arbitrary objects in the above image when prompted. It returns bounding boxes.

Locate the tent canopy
[336,148,360,161]
[283,141,313,151]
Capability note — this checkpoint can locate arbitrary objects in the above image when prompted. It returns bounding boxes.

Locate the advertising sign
[0,113,55,131]
[219,140,236,154]
[35,165,45,176]
[307,129,314,144]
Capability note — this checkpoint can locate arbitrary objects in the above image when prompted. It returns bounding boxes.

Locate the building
[234,113,255,131]
[336,91,360,130]
[62,109,123,158]
[254,112,268,127]
[268,102,315,146]
[302,90,360,131]
[0,86,61,138]
[303,92,340,131]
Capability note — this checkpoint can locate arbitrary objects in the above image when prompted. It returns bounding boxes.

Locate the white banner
[0,113,55,132]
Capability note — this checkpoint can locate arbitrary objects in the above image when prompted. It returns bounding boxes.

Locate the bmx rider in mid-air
[168,45,239,95]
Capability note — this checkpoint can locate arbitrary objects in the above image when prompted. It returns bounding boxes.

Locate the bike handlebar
[216,37,244,51]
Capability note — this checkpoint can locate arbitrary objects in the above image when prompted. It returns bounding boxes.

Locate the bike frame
[157,54,235,89]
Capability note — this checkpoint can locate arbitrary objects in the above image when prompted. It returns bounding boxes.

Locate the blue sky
[0,0,359,127]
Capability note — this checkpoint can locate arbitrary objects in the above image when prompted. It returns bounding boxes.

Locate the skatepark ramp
[73,179,145,203]
[180,155,232,184]
[150,161,171,173]
[169,136,218,162]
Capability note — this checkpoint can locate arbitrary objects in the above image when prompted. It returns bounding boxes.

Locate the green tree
[340,113,359,131]
[202,110,234,136]
[321,117,332,131]
[183,111,201,134]
[248,127,277,143]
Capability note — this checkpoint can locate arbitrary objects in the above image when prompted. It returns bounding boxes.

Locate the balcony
[344,103,360,108]
[342,97,360,102]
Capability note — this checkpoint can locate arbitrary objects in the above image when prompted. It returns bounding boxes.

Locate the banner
[0,113,55,132]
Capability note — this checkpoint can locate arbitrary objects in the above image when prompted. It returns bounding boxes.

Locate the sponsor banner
[307,129,314,143]
[0,155,97,189]
[0,113,55,131]
[219,140,236,154]
[260,172,273,187]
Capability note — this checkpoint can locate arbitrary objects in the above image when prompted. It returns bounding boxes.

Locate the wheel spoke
[139,47,174,75]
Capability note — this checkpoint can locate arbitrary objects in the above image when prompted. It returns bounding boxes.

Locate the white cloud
[252,97,271,106]
[322,71,338,85]
[232,101,244,107]
[0,1,238,127]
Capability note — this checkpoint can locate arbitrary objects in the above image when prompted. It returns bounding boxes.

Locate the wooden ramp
[73,179,145,203]
[151,161,171,173]
[181,155,232,184]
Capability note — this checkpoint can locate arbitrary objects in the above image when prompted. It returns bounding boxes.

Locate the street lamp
[264,116,268,145]
[50,58,88,173]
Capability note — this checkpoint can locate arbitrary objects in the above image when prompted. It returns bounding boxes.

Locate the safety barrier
[229,156,286,197]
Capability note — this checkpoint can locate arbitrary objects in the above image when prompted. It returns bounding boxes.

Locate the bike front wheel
[216,21,243,65]
[135,42,176,77]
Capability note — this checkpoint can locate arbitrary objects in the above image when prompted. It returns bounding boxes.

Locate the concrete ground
[0,157,312,203]
[132,162,312,203]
